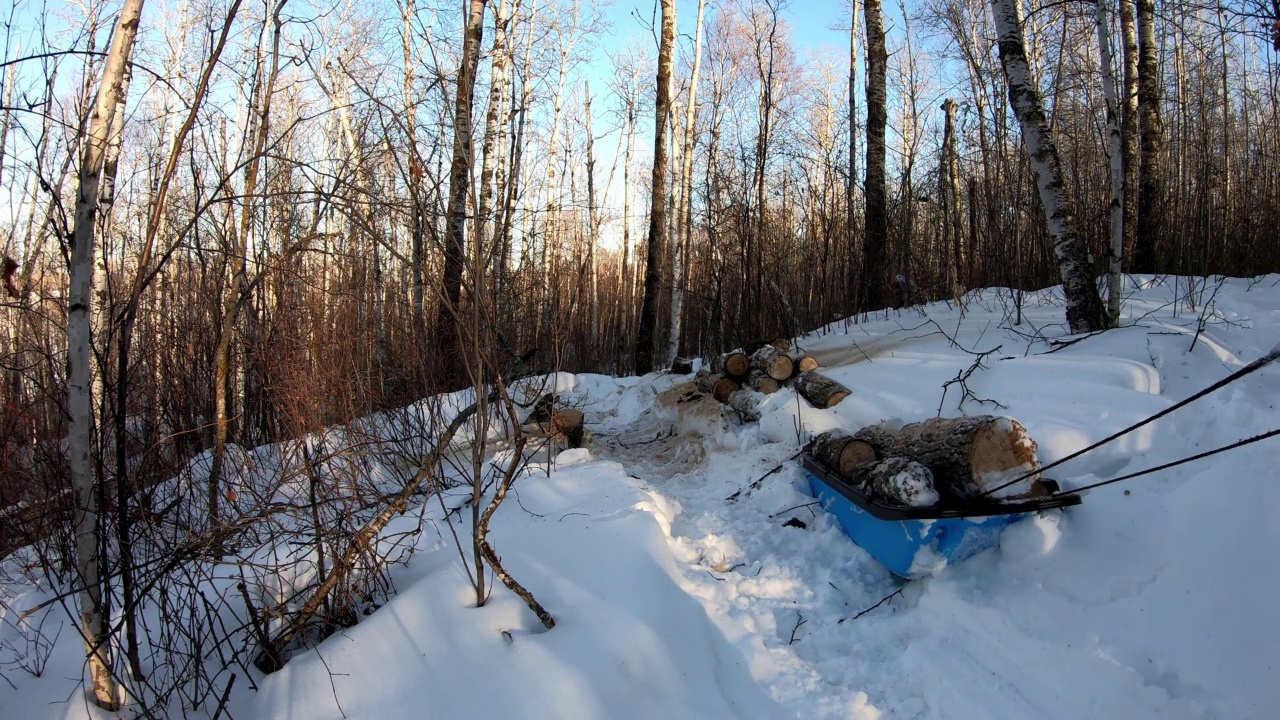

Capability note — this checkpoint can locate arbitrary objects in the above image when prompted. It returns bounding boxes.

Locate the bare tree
[67,0,146,708]
[862,0,888,311]
[635,0,676,374]
[1133,0,1162,272]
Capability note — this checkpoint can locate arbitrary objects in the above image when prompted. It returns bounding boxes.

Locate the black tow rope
[980,343,1280,498]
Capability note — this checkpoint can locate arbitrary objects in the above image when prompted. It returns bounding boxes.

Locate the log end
[970,417,1043,496]
[712,378,741,403]
[725,352,751,378]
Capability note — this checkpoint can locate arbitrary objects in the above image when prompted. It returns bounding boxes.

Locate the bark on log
[809,430,877,475]
[712,351,751,379]
[795,371,851,408]
[727,389,766,422]
[751,345,794,381]
[696,373,741,403]
[850,457,940,507]
[670,356,696,374]
[743,337,792,355]
[747,369,780,394]
[852,415,1042,499]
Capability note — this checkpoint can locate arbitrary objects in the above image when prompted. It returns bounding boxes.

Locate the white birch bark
[1095,0,1125,324]
[990,0,1108,333]
[67,0,146,708]
[663,0,706,368]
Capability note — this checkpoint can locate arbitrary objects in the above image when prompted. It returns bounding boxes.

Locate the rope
[1061,427,1280,496]
[980,344,1280,497]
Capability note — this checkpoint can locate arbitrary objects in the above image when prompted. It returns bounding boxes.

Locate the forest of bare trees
[2,0,1279,711]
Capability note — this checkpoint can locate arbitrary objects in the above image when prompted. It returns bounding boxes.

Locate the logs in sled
[801,417,1080,580]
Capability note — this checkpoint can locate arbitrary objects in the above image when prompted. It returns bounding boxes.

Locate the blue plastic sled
[801,455,1080,579]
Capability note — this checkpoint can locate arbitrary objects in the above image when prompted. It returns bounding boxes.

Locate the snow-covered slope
[4,276,1279,719]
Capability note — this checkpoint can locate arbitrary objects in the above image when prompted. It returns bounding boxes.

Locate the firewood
[747,370,779,394]
[751,345,794,381]
[849,457,940,507]
[853,415,1043,499]
[726,389,766,422]
[795,371,851,408]
[696,372,741,403]
[712,351,751,379]
[670,356,696,374]
[793,354,819,373]
[809,430,877,475]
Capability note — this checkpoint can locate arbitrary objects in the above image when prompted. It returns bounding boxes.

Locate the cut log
[696,372,740,403]
[743,337,792,355]
[795,371,851,408]
[750,345,794,381]
[747,370,779,394]
[726,389,766,422]
[712,351,751,379]
[670,356,696,374]
[849,457,940,507]
[793,355,819,373]
[852,416,1043,500]
[809,430,877,476]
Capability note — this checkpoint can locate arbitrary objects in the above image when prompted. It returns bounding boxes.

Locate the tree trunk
[67,0,146,708]
[1096,0,1125,324]
[1133,0,1162,272]
[990,0,1108,333]
[846,0,859,315]
[635,0,675,374]
[1118,0,1139,269]
[941,97,964,298]
[862,0,888,312]
[853,415,1044,500]
[437,0,488,387]
[664,0,706,368]
[726,388,766,422]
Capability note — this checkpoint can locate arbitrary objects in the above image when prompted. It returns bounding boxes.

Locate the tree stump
[751,345,794,381]
[850,457,940,507]
[809,430,877,475]
[712,352,751,379]
[670,356,696,374]
[853,415,1043,499]
[795,371,851,408]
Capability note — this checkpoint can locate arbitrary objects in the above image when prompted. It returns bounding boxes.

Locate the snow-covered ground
[4,275,1279,718]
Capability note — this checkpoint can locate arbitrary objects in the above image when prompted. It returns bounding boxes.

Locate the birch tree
[862,0,888,311]
[1096,0,1125,323]
[989,0,1108,333]
[67,0,146,708]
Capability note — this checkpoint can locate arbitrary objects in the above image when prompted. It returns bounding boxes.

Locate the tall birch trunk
[584,82,600,341]
[862,0,888,312]
[664,0,706,368]
[846,0,859,314]
[941,97,964,299]
[635,0,675,374]
[990,0,1108,333]
[67,0,145,708]
[1118,0,1138,266]
[1134,0,1162,272]
[1096,0,1125,324]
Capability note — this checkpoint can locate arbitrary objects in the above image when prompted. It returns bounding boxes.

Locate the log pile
[807,415,1048,508]
[682,336,850,425]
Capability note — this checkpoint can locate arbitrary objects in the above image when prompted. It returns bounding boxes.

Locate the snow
[5,275,1280,718]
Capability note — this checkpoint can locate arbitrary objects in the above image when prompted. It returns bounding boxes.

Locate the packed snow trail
[574,278,1280,719]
